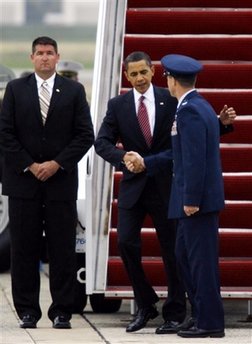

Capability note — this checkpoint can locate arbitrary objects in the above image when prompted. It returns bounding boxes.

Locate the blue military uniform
[145,54,225,338]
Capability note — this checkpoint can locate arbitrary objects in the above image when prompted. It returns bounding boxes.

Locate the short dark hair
[173,74,197,87]
[32,36,58,54]
[124,51,152,71]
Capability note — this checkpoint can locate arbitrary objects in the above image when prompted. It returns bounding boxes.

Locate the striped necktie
[137,95,152,147]
[39,81,50,125]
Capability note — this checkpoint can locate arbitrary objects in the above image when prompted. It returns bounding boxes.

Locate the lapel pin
[56,89,60,93]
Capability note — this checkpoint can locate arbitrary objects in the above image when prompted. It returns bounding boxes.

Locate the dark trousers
[8,195,77,321]
[175,212,224,330]
[117,180,186,322]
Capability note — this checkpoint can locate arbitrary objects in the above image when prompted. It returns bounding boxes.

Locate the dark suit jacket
[145,90,225,219]
[0,73,94,200]
[94,86,177,209]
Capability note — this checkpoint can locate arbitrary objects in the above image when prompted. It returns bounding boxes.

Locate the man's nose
[136,73,144,81]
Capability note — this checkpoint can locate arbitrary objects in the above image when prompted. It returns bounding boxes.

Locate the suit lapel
[28,74,44,125]
[46,74,63,120]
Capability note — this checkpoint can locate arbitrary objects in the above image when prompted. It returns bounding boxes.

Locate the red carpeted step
[219,229,252,257]
[107,0,252,296]
[114,167,252,204]
[124,35,252,61]
[220,145,252,172]
[112,201,252,230]
[113,171,252,201]
[220,201,252,228]
[107,257,167,286]
[224,173,252,200]
[122,61,252,89]
[112,174,252,226]
[127,0,252,8]
[109,227,252,257]
[220,117,252,144]
[200,90,252,116]
[220,258,252,287]
[126,9,252,35]
[113,171,122,199]
[112,171,252,203]
[194,62,252,89]
[107,256,252,287]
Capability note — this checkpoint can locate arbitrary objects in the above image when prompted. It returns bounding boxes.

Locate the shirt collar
[177,88,196,109]
[133,83,154,104]
[35,73,56,89]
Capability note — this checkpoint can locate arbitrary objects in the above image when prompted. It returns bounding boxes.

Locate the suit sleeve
[219,118,233,136]
[94,98,126,166]
[0,82,34,173]
[54,84,94,171]
[144,150,173,176]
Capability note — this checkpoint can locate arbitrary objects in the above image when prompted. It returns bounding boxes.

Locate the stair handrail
[85,0,127,294]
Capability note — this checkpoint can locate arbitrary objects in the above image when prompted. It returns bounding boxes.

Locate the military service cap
[161,54,203,78]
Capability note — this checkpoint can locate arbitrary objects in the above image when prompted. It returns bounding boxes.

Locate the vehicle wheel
[72,279,88,314]
[72,252,88,314]
[89,294,122,313]
[0,191,11,272]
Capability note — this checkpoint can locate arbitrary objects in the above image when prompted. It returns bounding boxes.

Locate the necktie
[137,95,152,147]
[39,81,50,125]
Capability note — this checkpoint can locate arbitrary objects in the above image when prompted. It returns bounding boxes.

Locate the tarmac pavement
[1,267,252,344]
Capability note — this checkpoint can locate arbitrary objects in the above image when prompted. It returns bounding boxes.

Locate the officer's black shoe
[177,326,225,338]
[126,305,159,332]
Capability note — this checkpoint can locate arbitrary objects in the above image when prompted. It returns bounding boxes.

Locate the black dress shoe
[20,315,37,329]
[177,316,196,331]
[155,316,195,334]
[177,326,225,338]
[155,320,180,334]
[53,315,71,329]
[126,306,159,332]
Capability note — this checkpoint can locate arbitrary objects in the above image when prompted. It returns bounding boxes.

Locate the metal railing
[85,0,127,294]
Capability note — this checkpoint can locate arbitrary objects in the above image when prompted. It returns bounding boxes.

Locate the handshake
[123,151,146,173]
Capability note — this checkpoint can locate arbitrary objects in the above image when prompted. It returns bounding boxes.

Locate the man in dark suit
[0,36,94,329]
[129,54,226,338]
[94,51,235,334]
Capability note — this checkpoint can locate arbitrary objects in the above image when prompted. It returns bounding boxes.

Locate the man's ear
[150,65,155,76]
[124,70,129,82]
